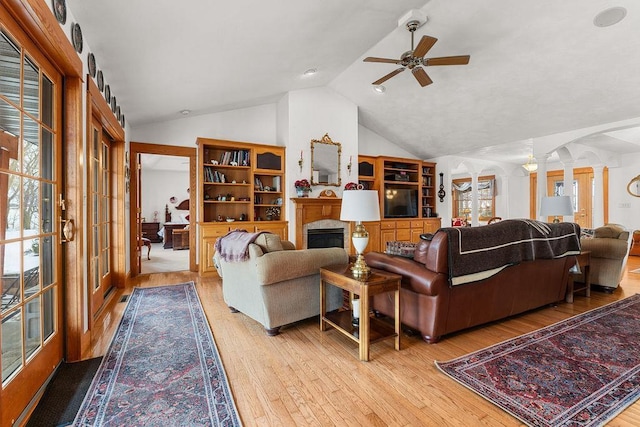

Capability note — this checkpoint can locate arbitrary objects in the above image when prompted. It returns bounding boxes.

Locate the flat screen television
[384,188,419,218]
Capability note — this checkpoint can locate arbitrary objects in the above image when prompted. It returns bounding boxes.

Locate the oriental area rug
[436,294,640,427]
[74,282,241,427]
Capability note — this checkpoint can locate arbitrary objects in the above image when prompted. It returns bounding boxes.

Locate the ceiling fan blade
[364,57,401,64]
[412,35,438,58]
[426,55,471,66]
[372,68,405,85]
[412,67,433,87]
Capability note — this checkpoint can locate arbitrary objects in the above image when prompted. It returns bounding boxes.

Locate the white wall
[141,169,190,226]
[358,125,418,159]
[607,152,640,230]
[131,104,278,146]
[283,87,359,243]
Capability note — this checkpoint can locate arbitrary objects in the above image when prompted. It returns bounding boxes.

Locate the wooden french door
[530,167,601,229]
[547,169,593,229]
[89,117,113,316]
[0,14,64,426]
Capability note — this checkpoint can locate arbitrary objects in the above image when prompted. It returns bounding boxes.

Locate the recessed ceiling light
[372,85,386,94]
[180,109,191,115]
[594,7,627,27]
[303,68,317,76]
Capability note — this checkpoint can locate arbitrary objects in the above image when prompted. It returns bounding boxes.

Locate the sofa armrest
[281,240,296,250]
[365,252,448,296]
[255,247,348,285]
[580,237,630,260]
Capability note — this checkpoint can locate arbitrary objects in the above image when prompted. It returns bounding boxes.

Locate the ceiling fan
[364,20,470,87]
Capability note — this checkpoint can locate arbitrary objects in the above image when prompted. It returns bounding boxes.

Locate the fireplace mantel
[291,197,344,249]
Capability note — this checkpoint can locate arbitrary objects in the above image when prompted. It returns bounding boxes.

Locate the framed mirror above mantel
[310,133,341,187]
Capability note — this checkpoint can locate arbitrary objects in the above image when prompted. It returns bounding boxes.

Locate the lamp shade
[540,196,573,217]
[340,190,380,222]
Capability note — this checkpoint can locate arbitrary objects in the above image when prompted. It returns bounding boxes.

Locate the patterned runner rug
[74,282,241,426]
[436,294,640,427]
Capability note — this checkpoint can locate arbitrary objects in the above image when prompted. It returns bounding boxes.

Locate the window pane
[1,242,22,313]
[41,128,54,180]
[93,194,99,224]
[41,75,53,128]
[0,98,21,172]
[93,258,99,291]
[23,238,40,296]
[42,287,54,340]
[41,236,54,288]
[25,295,41,358]
[22,177,39,234]
[22,115,39,177]
[2,309,23,382]
[5,173,20,233]
[23,56,39,119]
[41,182,53,233]
[93,225,99,257]
[0,31,21,105]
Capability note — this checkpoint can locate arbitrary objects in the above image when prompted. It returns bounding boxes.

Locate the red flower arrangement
[295,179,312,191]
[344,182,362,190]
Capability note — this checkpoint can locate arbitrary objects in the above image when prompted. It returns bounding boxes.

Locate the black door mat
[26,357,102,427]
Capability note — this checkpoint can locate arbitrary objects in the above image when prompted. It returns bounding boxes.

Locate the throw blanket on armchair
[441,219,581,286]
[215,230,268,262]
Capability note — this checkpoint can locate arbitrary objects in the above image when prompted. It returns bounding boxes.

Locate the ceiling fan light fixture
[372,85,386,94]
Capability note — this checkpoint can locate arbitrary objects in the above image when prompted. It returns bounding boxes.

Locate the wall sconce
[298,150,303,172]
[347,155,352,176]
[438,172,446,202]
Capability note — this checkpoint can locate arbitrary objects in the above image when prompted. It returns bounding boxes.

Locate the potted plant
[295,179,312,197]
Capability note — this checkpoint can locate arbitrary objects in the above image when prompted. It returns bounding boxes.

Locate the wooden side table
[320,264,401,361]
[566,251,591,303]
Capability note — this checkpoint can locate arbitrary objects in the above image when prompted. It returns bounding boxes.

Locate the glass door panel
[0,20,63,425]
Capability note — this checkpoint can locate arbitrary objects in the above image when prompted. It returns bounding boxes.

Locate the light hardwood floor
[93,257,640,426]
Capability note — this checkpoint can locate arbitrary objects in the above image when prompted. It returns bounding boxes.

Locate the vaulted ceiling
[67,0,640,167]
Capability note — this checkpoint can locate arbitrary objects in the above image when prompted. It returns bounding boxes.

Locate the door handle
[60,216,75,242]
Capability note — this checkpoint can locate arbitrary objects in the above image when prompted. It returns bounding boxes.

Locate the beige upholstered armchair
[214,233,347,336]
[577,223,633,291]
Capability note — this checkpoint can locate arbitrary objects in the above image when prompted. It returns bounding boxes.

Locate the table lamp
[340,190,381,278]
[540,195,573,223]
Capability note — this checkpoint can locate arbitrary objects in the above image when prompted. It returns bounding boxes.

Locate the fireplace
[307,228,344,249]
[303,219,349,251]
[292,197,350,251]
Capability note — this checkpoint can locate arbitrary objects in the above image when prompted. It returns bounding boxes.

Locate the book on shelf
[272,176,281,192]
[218,150,250,166]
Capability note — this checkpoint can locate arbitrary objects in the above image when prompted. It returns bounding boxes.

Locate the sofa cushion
[254,233,284,253]
[594,224,624,239]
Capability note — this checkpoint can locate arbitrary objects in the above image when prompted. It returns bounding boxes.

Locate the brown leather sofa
[365,221,578,343]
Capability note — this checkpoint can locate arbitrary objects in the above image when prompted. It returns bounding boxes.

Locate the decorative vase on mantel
[296,188,310,197]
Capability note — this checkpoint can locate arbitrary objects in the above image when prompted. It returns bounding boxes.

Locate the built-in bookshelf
[197,138,288,275]
[356,155,441,247]
[357,155,377,190]
[421,162,437,218]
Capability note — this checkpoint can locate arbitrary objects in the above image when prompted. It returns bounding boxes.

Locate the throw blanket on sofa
[442,219,581,286]
[215,230,267,262]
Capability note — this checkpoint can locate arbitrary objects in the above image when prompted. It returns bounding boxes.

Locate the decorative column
[471,172,479,227]
[562,160,575,222]
[592,166,605,227]
[536,154,549,220]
